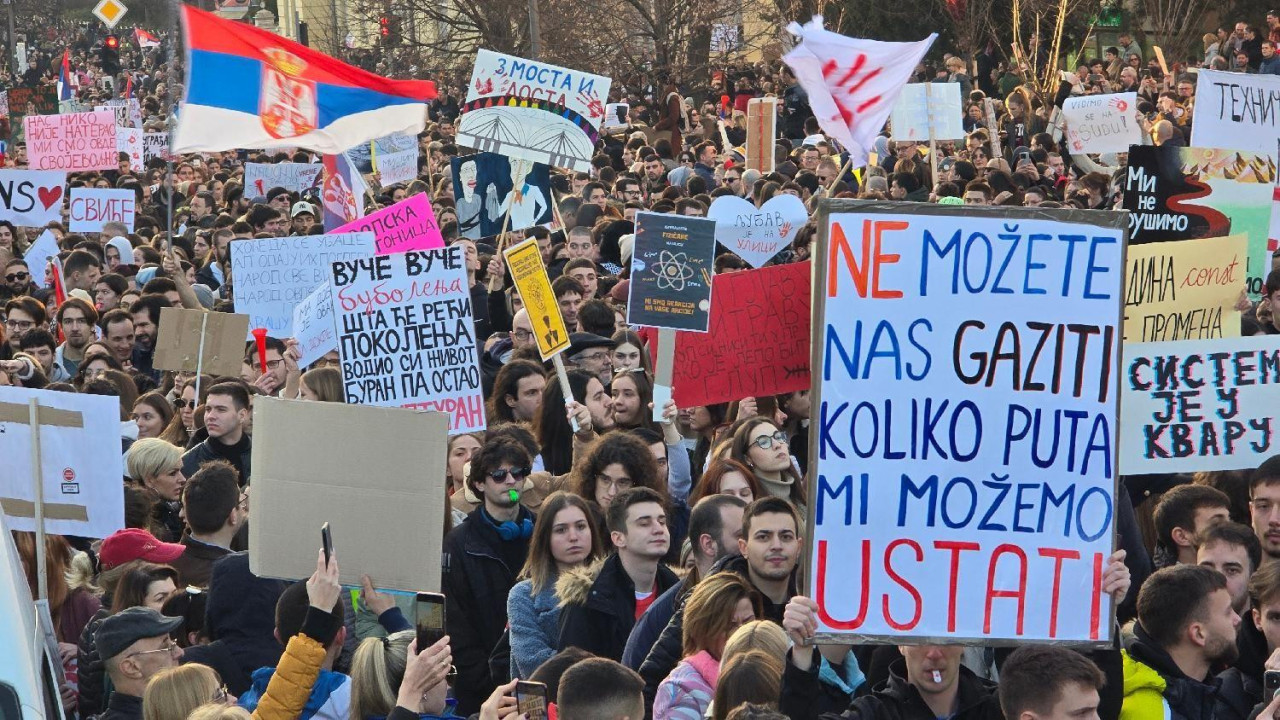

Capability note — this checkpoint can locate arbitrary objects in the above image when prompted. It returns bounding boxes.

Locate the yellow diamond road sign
[93,0,128,29]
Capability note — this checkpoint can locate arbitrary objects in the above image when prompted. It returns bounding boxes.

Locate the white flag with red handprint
[783,17,935,167]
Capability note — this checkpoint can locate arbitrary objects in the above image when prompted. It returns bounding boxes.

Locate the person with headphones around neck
[441,438,537,716]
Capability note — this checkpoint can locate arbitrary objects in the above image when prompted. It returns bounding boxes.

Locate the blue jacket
[1261,56,1280,74]
[507,578,563,678]
[240,667,350,720]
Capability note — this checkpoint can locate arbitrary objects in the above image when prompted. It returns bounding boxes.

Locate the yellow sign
[504,238,570,358]
[93,0,128,28]
[1123,234,1246,343]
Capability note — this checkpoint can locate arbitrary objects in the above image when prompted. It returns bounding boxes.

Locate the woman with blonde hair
[711,650,783,720]
[720,620,789,664]
[348,630,457,719]
[654,572,760,719]
[126,438,187,541]
[143,664,228,720]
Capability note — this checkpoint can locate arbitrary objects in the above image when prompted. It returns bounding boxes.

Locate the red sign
[669,261,811,408]
[62,468,76,482]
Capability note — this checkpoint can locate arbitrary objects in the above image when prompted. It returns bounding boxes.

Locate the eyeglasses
[513,329,533,341]
[487,467,531,481]
[264,359,283,370]
[211,685,230,704]
[577,352,610,363]
[751,431,789,450]
[5,319,34,331]
[596,475,635,491]
[5,272,29,282]
[127,639,181,658]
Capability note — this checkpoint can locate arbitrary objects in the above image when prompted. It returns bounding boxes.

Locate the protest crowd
[2,6,1280,720]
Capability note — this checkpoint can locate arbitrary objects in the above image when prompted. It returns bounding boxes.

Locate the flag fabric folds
[173,5,436,154]
[135,28,161,49]
[782,16,935,168]
[57,51,73,101]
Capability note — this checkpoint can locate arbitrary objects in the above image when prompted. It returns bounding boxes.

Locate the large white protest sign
[292,282,336,369]
[70,188,136,232]
[330,246,485,433]
[117,127,143,172]
[143,133,170,163]
[1121,335,1279,475]
[373,145,418,185]
[24,110,117,171]
[244,162,323,197]
[809,200,1124,644]
[457,50,612,172]
[889,83,963,141]
[1063,93,1141,154]
[1192,69,1280,156]
[0,170,64,226]
[707,194,807,268]
[0,387,125,538]
[230,232,376,338]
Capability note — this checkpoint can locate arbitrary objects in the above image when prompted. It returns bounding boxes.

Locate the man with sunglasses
[96,606,185,720]
[442,438,538,714]
[3,258,45,301]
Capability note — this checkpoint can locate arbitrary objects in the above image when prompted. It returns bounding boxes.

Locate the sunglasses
[751,431,789,450]
[174,399,192,409]
[5,272,29,282]
[487,467,531,481]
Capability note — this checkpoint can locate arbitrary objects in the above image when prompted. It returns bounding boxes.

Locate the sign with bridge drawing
[456,50,612,173]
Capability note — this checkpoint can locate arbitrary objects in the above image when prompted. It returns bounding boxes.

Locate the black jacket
[441,506,535,716]
[200,553,288,693]
[782,657,1002,720]
[77,606,112,717]
[181,434,252,486]
[98,691,143,720]
[1126,623,1255,720]
[169,535,233,588]
[556,553,680,663]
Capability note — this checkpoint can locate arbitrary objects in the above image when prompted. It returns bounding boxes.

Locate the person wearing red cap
[98,528,187,572]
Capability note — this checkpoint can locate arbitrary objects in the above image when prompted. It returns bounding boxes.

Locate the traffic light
[100,35,120,75]
[379,15,400,45]
[103,34,119,49]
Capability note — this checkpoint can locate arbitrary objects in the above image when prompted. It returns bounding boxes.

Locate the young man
[1196,520,1262,615]
[129,293,171,379]
[1233,559,1280,696]
[1153,484,1231,567]
[95,607,185,720]
[998,645,1105,720]
[54,297,98,377]
[558,657,646,720]
[487,359,546,424]
[62,249,102,293]
[553,275,585,333]
[98,309,136,366]
[1122,565,1248,719]
[181,381,253,483]
[442,438,537,715]
[1250,455,1280,559]
[171,460,244,587]
[558,487,678,662]
[18,329,59,380]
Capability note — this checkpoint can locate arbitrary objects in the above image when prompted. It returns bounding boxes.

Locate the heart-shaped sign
[38,186,62,210]
[707,194,808,268]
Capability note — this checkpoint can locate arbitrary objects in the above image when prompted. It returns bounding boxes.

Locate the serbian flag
[57,51,73,101]
[174,5,436,154]
[320,152,366,230]
[135,28,161,49]
[782,16,934,167]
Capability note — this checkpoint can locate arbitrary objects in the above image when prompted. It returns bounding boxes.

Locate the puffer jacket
[77,606,112,717]
[556,554,680,662]
[653,650,718,720]
[249,608,337,720]
[1121,624,1254,720]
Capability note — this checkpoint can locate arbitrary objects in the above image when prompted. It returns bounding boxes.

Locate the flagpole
[164,0,181,252]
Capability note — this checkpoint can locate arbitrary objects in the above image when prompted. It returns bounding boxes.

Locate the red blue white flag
[173,5,436,154]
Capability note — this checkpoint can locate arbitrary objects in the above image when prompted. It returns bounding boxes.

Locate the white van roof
[0,513,55,720]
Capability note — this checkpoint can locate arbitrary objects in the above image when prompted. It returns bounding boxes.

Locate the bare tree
[1006,0,1095,107]
[1138,0,1215,70]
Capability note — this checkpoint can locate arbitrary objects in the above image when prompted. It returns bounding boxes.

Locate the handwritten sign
[0,170,65,226]
[69,188,136,232]
[143,133,170,163]
[244,162,323,197]
[24,110,117,171]
[504,237,570,358]
[707,194,807,268]
[332,193,444,255]
[292,282,337,369]
[229,232,376,338]
[628,212,715,332]
[808,200,1124,644]
[1062,93,1140,154]
[117,128,143,171]
[457,50,612,172]
[889,83,964,141]
[329,246,484,433]
[671,261,810,408]
[1123,235,1245,342]
[1123,145,1274,300]
[1120,335,1279,474]
[1191,69,1280,155]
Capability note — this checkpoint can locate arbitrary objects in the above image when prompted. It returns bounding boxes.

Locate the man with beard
[54,298,98,378]
[1121,565,1250,719]
[130,293,171,380]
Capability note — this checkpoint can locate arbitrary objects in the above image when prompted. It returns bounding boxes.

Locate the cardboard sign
[292,282,337,369]
[24,110,117,171]
[332,193,444,255]
[330,246,485,433]
[0,387,125,538]
[627,212,716,332]
[504,237,570,358]
[451,152,553,239]
[153,307,252,377]
[1120,335,1280,474]
[1123,145,1274,300]
[746,98,778,172]
[0,170,65,226]
[707,193,807,268]
[229,232,376,337]
[249,396,448,592]
[889,83,964,141]
[671,261,810,408]
[1062,93,1140,154]
[808,201,1124,644]
[457,50,612,172]
[1123,235,1246,343]
[244,162,323,196]
[117,127,143,172]
[69,188,136,232]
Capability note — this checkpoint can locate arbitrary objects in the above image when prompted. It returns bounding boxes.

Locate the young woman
[689,459,762,505]
[611,368,657,431]
[610,329,650,373]
[125,439,187,541]
[298,367,343,402]
[348,631,458,719]
[728,418,805,510]
[507,492,603,677]
[711,650,783,720]
[535,369,609,477]
[654,573,761,720]
[132,391,174,440]
[570,432,664,517]
[110,562,179,613]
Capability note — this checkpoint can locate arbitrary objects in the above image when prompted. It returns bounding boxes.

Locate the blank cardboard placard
[249,397,448,592]
[152,308,250,377]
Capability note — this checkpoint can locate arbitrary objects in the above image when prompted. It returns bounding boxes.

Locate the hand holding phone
[321,523,333,566]
[515,680,549,720]
[416,592,447,650]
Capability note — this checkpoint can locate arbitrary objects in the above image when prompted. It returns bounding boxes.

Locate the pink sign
[334,193,443,255]
[24,110,118,171]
